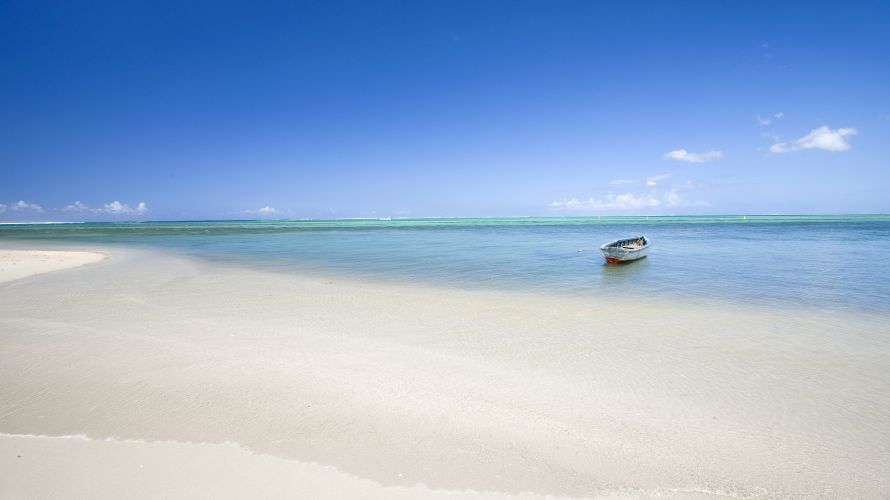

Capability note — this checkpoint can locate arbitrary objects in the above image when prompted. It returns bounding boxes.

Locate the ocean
[2,215,889,313]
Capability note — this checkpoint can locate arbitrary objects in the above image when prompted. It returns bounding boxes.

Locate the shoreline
[0,432,727,499]
[3,238,883,319]
[1,245,889,498]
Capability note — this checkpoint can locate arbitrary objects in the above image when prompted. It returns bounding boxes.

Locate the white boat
[600,235,650,264]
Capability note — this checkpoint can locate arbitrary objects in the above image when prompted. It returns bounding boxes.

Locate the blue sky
[1,0,888,221]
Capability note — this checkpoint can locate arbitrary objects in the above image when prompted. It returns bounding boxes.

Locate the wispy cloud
[674,179,706,190]
[664,149,723,163]
[756,111,784,126]
[609,179,633,185]
[62,201,90,212]
[238,206,281,217]
[553,174,710,212]
[664,189,710,208]
[550,193,661,211]
[646,173,671,187]
[11,200,44,213]
[664,190,683,207]
[0,203,5,213]
[550,188,709,211]
[769,125,857,153]
[63,200,148,215]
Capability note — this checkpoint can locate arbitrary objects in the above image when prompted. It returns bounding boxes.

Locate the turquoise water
[3,215,890,312]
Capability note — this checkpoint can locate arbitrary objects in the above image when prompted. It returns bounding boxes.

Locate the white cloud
[756,112,784,126]
[770,125,857,153]
[609,179,633,185]
[664,149,723,163]
[103,201,129,214]
[646,173,671,187]
[62,200,149,215]
[62,201,90,212]
[0,203,5,213]
[12,200,44,213]
[552,176,710,212]
[550,192,662,211]
[101,201,148,215]
[238,206,281,216]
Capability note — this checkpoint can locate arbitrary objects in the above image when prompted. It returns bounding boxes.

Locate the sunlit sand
[1,247,888,498]
[0,250,106,284]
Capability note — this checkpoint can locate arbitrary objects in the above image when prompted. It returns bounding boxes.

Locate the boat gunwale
[600,235,650,251]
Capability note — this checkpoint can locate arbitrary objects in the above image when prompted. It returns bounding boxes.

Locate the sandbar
[0,249,106,284]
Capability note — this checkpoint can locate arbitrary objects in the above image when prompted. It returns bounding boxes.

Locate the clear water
[3,215,890,313]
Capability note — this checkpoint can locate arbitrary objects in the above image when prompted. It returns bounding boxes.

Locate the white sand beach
[1,246,888,499]
[0,249,106,284]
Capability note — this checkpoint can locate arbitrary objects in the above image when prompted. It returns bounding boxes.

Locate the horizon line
[2,213,890,225]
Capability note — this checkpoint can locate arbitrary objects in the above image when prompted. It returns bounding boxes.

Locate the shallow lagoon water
[2,215,889,312]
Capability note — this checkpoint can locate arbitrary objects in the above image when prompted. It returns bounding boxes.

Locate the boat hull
[600,236,650,264]
[601,248,648,263]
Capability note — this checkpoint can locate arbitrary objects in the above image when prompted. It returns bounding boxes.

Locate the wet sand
[1,246,888,498]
